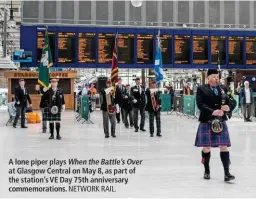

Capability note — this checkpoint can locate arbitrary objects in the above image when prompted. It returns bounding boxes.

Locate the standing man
[13,79,32,128]
[145,81,162,137]
[239,81,254,122]
[131,77,146,132]
[116,77,125,123]
[43,78,65,140]
[100,80,117,138]
[195,69,236,182]
[122,84,134,128]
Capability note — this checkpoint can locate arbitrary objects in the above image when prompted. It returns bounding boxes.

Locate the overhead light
[8,0,16,28]
[131,0,143,8]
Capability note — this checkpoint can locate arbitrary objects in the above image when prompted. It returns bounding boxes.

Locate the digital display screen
[118,34,134,64]
[157,34,172,64]
[58,32,76,63]
[229,36,243,64]
[174,35,190,64]
[193,36,208,64]
[37,31,55,62]
[137,34,153,64]
[246,37,256,65]
[78,33,96,63]
[98,33,115,64]
[12,51,32,62]
[211,36,226,65]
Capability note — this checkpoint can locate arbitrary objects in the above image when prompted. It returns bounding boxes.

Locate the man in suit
[122,84,134,128]
[13,79,32,128]
[130,77,146,132]
[239,81,254,122]
[115,77,126,123]
[195,69,236,182]
[145,81,162,137]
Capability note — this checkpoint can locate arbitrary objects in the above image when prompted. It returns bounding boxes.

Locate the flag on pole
[154,30,164,85]
[111,33,119,85]
[38,29,53,88]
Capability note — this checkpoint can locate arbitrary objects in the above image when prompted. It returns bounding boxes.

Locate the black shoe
[156,133,162,137]
[248,119,252,122]
[150,134,154,137]
[125,125,129,128]
[42,129,46,133]
[56,135,61,140]
[135,129,138,132]
[111,134,116,138]
[21,126,28,128]
[105,135,110,138]
[49,135,54,139]
[140,128,146,132]
[13,125,16,128]
[117,121,120,124]
[224,174,235,182]
[204,172,210,180]
[130,125,134,128]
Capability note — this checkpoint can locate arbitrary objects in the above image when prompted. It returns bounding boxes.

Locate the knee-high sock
[201,151,211,173]
[56,122,60,136]
[220,151,230,176]
[49,123,54,136]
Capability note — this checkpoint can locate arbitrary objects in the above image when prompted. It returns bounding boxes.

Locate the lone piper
[43,78,65,140]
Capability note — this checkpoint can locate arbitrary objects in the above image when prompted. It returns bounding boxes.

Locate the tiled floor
[0,109,256,198]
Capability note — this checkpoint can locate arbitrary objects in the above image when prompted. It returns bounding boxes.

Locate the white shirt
[245,88,251,104]
[82,88,88,95]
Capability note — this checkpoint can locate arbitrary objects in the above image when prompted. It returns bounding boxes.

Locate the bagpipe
[104,86,116,115]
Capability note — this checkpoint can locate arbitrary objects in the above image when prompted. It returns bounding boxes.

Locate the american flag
[111,33,119,85]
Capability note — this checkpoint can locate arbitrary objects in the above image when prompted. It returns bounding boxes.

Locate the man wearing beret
[130,77,146,132]
[13,79,32,128]
[195,69,236,182]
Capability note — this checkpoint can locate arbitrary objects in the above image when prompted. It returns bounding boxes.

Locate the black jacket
[39,87,47,108]
[122,88,133,110]
[115,84,126,107]
[100,89,117,111]
[145,88,161,112]
[130,85,146,109]
[196,84,236,122]
[14,86,32,107]
[43,88,65,112]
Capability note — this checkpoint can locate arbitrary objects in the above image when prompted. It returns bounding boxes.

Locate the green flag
[38,29,53,88]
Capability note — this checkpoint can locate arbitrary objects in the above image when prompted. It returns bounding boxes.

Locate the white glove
[124,96,128,99]
[17,101,20,105]
[43,87,48,92]
[62,104,65,112]
[133,99,137,103]
[116,104,120,113]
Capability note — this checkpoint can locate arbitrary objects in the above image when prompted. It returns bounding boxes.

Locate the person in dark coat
[130,77,146,132]
[195,69,236,182]
[100,80,117,138]
[13,79,32,128]
[122,84,134,128]
[115,78,126,123]
[145,81,162,137]
[42,78,65,140]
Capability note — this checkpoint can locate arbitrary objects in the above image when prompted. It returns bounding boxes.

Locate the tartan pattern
[43,107,61,121]
[195,122,231,147]
[148,111,161,134]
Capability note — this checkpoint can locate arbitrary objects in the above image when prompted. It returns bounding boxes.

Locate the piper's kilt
[43,107,61,121]
[195,122,231,147]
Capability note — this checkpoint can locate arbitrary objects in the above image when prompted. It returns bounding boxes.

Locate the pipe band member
[195,69,236,182]
[100,80,117,138]
[145,80,162,137]
[42,78,65,140]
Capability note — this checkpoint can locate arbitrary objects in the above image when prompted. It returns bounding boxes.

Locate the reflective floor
[0,109,256,198]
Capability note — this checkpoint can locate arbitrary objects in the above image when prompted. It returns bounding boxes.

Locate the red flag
[111,33,118,85]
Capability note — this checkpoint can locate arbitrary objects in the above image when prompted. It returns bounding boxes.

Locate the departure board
[37,32,55,62]
[98,33,115,64]
[174,35,190,64]
[246,37,256,65]
[229,36,243,64]
[58,32,76,63]
[193,36,208,64]
[78,33,96,63]
[211,36,226,65]
[137,34,153,64]
[157,35,172,64]
[118,34,134,64]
